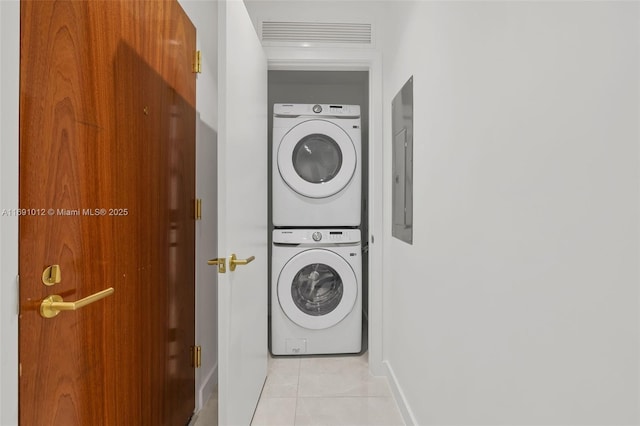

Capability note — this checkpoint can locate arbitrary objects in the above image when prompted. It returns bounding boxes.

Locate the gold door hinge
[193,50,202,74]
[191,345,201,368]
[195,198,202,220]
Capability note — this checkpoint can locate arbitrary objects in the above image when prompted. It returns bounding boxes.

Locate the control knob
[312,232,322,242]
[312,104,322,113]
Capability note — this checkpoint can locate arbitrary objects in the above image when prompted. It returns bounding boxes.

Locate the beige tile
[295,397,405,426]
[298,354,391,397]
[251,397,297,426]
[193,390,218,426]
[254,355,404,426]
[262,371,299,397]
[269,356,301,375]
[264,356,301,397]
[299,354,368,376]
[297,371,391,397]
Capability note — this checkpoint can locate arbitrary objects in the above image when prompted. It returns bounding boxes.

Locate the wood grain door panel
[19,1,196,424]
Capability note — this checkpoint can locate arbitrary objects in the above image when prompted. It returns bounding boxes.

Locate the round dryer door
[277,119,357,198]
[277,248,358,330]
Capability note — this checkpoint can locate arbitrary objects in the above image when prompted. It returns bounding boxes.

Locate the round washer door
[277,119,357,198]
[278,248,357,330]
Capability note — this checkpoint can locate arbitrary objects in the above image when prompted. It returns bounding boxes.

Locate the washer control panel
[273,229,361,244]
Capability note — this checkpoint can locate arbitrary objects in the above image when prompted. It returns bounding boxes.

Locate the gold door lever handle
[40,287,115,319]
[207,258,226,273]
[229,254,255,272]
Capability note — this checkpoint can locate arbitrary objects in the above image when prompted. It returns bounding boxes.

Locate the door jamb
[265,47,384,376]
[1,1,20,424]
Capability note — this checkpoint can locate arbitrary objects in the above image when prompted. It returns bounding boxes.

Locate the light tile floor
[194,353,405,426]
[194,385,218,425]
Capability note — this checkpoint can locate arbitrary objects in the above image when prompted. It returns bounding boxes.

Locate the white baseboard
[383,360,418,426]
[197,362,218,411]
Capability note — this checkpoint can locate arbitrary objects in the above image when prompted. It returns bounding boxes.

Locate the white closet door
[217,0,268,424]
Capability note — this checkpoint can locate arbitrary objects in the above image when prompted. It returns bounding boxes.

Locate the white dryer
[271,228,362,355]
[272,103,361,227]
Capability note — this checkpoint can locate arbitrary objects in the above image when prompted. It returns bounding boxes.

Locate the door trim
[0,1,20,424]
[265,47,384,376]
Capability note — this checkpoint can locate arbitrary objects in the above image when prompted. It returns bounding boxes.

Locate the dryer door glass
[292,134,343,184]
[278,248,357,330]
[277,120,357,199]
[291,263,343,316]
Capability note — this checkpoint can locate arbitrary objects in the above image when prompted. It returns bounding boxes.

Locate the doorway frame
[266,46,384,375]
[1,1,20,424]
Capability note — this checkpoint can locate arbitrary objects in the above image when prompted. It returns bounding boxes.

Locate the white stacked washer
[272,103,361,227]
[271,229,362,355]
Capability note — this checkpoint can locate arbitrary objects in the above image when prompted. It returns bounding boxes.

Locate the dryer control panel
[274,103,360,117]
[274,229,361,244]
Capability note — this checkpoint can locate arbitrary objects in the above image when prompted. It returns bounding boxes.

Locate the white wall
[178,0,220,412]
[0,1,20,425]
[381,2,639,425]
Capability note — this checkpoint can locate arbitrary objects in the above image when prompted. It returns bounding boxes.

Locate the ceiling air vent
[261,21,372,45]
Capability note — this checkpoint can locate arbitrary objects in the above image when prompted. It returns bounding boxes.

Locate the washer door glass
[291,263,343,316]
[277,119,357,199]
[292,134,343,184]
[278,248,357,330]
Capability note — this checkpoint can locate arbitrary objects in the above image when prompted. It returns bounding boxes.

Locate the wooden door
[19,1,196,425]
[217,1,269,424]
